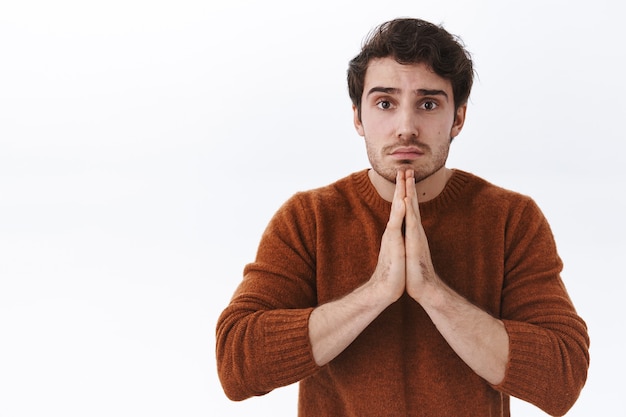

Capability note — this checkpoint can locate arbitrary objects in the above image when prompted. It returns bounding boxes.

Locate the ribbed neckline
[351,168,472,215]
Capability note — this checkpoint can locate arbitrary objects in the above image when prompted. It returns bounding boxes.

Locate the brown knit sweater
[216,169,589,416]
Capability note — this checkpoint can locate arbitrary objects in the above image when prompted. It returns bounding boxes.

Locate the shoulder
[444,170,550,238]
[457,171,553,242]
[455,170,538,213]
[259,170,372,248]
[267,170,370,224]
[285,169,371,209]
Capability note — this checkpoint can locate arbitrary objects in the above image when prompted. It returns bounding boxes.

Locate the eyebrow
[366,87,449,101]
[417,89,449,101]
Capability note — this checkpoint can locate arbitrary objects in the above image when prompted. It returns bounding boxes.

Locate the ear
[450,104,467,139]
[352,104,365,137]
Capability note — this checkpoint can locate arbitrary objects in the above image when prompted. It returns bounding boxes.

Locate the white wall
[0,0,623,415]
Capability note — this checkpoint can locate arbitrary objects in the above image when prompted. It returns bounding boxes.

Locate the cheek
[435,118,455,137]
[362,115,390,136]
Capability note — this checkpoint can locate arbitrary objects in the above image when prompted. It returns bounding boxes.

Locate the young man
[216,18,589,416]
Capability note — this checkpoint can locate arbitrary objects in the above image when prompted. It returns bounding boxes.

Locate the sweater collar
[352,168,472,214]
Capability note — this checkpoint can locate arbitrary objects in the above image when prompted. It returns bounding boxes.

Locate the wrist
[409,276,449,309]
[360,278,399,311]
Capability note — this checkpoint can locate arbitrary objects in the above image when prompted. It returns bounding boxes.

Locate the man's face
[354,57,466,184]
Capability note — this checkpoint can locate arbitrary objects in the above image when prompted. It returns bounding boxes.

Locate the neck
[369,166,453,203]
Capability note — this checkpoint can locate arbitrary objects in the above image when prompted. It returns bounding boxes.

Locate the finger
[404,169,421,225]
[388,170,406,230]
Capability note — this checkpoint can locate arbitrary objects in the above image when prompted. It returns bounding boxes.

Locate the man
[216,18,589,416]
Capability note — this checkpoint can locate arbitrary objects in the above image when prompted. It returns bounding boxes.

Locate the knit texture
[216,169,589,416]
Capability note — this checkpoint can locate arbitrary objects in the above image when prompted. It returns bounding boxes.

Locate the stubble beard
[366,139,451,184]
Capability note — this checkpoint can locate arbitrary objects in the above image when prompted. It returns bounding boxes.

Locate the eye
[376,99,392,110]
[420,100,438,111]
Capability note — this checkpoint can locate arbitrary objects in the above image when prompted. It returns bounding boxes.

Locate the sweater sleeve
[216,194,321,401]
[493,199,590,416]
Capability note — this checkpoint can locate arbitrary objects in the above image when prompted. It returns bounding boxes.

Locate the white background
[1,0,624,416]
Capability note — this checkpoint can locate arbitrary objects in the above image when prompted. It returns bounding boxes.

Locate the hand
[403,169,440,303]
[308,171,410,366]
[368,170,408,304]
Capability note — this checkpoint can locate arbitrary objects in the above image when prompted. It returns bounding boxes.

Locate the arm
[410,283,510,385]
[402,170,589,415]
[493,199,589,416]
[216,196,321,401]
[308,170,407,366]
[217,178,410,399]
[402,169,509,385]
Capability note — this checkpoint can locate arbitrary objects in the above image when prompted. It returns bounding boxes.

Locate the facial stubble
[366,138,451,184]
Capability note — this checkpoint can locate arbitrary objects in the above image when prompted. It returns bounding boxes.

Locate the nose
[395,106,418,140]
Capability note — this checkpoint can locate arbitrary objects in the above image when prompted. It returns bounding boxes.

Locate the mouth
[389,146,425,160]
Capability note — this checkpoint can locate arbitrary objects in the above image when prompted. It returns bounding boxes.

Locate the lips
[390,146,424,159]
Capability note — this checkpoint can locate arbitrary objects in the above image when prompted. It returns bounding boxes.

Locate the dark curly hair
[348,18,474,119]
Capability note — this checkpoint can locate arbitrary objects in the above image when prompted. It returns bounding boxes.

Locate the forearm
[402,170,509,385]
[417,280,509,385]
[309,172,407,366]
[309,280,392,366]
[216,304,319,401]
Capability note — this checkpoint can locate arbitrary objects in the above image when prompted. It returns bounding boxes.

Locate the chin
[391,165,441,184]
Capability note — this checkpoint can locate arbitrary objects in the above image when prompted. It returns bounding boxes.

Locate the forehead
[363,57,453,95]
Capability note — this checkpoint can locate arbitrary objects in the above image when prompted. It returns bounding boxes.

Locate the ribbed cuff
[492,320,552,403]
[259,308,320,389]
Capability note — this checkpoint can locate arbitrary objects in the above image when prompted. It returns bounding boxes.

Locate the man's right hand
[368,170,408,304]
[308,170,409,366]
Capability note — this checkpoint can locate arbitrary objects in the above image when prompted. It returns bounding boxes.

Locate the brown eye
[421,100,438,110]
[377,100,392,110]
